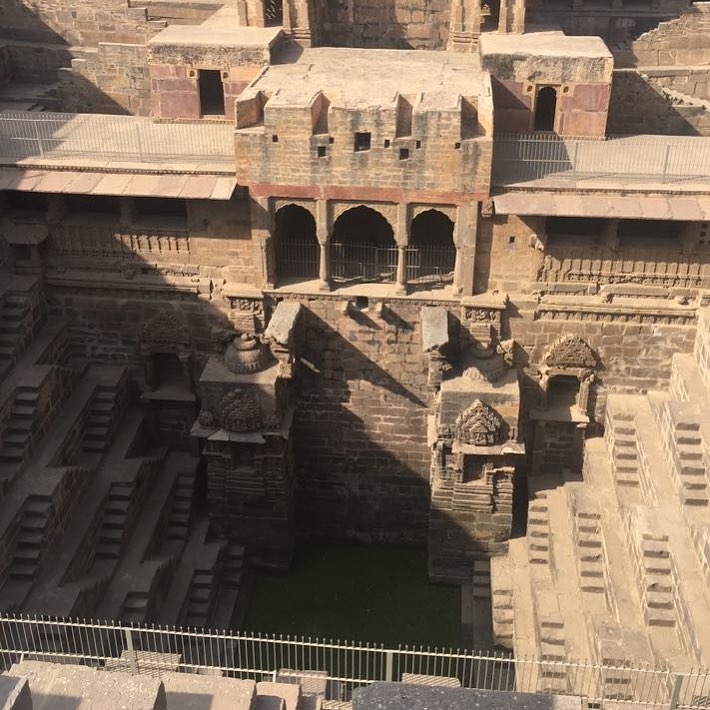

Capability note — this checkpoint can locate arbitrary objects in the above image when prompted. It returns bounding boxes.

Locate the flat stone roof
[148,24,281,48]
[480,30,612,60]
[251,47,489,110]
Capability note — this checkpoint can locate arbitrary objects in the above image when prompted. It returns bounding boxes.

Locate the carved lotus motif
[455,399,503,446]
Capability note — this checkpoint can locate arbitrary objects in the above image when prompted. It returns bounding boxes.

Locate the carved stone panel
[455,399,503,446]
[141,308,191,352]
[543,335,598,369]
[219,389,263,432]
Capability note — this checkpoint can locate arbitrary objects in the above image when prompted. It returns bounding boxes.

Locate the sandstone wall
[474,215,542,294]
[513,302,697,423]
[58,44,150,115]
[607,70,710,136]
[236,98,493,197]
[147,41,268,120]
[282,295,436,543]
[6,42,75,84]
[0,44,11,85]
[627,3,710,67]
[0,0,164,46]
[317,0,450,50]
[528,0,689,45]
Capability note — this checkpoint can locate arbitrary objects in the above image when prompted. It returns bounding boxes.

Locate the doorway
[533,86,558,132]
[198,69,225,116]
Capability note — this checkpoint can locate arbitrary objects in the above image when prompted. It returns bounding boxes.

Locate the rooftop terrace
[253,47,490,110]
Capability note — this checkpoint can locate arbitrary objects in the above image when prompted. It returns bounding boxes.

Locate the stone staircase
[0,289,27,375]
[0,385,40,483]
[83,375,128,454]
[494,312,710,699]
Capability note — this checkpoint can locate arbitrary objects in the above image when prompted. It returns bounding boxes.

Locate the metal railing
[1,615,710,707]
[331,241,399,283]
[492,134,710,185]
[275,238,320,279]
[274,240,456,285]
[0,111,235,165]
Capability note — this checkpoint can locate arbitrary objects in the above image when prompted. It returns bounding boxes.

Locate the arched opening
[533,86,558,132]
[274,204,318,282]
[408,209,456,287]
[263,0,283,26]
[331,206,396,283]
[547,375,580,413]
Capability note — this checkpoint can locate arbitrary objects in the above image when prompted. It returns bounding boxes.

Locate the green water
[243,542,461,647]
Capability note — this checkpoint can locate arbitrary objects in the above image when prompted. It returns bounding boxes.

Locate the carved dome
[224,334,270,374]
[218,389,262,432]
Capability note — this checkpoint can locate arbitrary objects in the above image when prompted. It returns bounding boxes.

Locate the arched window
[534,86,558,132]
[331,206,396,283]
[408,209,456,287]
[274,204,318,282]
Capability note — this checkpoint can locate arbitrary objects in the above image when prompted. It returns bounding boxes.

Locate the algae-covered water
[243,542,461,647]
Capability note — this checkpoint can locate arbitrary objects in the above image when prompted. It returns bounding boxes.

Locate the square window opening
[317,146,327,158]
[354,132,371,152]
[399,148,410,161]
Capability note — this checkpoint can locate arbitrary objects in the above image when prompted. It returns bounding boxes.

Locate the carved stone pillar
[447,0,481,51]
[513,0,526,33]
[250,196,274,289]
[316,199,330,291]
[395,245,408,295]
[394,203,409,295]
[577,371,594,416]
[454,202,478,296]
[284,0,314,45]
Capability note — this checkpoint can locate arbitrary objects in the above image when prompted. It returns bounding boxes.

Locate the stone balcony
[492,133,710,192]
[0,111,235,171]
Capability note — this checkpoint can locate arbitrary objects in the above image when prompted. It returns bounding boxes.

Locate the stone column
[447,0,481,51]
[498,0,511,32]
[453,202,478,296]
[577,372,594,416]
[394,203,409,295]
[284,0,313,44]
[250,196,274,288]
[513,0,526,33]
[316,199,330,291]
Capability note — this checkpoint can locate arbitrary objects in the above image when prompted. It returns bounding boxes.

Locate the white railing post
[124,627,138,674]
[32,120,45,157]
[385,650,394,682]
[668,673,683,710]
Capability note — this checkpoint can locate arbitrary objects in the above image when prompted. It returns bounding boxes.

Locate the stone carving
[543,335,597,369]
[497,338,516,367]
[218,389,263,432]
[224,334,271,374]
[141,309,190,350]
[455,400,503,446]
[198,409,217,428]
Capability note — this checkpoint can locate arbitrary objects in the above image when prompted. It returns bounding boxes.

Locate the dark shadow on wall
[0,2,148,114]
[291,306,431,544]
[607,71,705,136]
